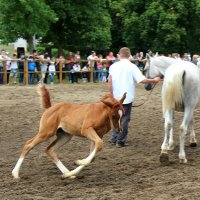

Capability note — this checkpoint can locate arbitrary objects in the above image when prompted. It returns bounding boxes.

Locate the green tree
[0,0,57,52]
[42,0,112,55]
[110,0,200,54]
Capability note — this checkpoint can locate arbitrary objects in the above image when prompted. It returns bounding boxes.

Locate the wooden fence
[0,59,109,85]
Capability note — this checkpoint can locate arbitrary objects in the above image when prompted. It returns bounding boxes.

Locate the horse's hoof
[75,160,84,166]
[190,143,197,148]
[160,153,169,164]
[179,159,187,164]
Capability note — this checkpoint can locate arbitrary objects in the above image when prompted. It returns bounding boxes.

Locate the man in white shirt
[108,47,160,147]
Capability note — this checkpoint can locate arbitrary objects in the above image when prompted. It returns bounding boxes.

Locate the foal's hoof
[12,172,20,180]
[160,153,169,164]
[75,159,88,166]
[61,173,76,179]
[190,143,197,148]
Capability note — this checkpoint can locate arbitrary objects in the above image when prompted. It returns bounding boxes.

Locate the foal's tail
[162,66,185,114]
[37,84,52,109]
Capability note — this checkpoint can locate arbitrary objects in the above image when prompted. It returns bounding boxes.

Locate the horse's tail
[37,84,52,109]
[162,66,185,114]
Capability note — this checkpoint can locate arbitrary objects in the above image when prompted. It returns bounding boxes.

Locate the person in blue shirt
[28,56,37,84]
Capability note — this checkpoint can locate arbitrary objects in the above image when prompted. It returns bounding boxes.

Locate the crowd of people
[0,48,200,85]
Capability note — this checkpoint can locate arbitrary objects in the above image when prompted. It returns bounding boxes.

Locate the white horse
[144,55,200,163]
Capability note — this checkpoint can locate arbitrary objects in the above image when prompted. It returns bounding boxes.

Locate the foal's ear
[120,92,126,104]
[101,93,114,107]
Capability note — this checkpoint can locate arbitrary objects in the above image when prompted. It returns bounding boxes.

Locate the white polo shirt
[109,59,146,104]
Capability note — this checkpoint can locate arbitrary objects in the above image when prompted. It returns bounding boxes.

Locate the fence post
[59,61,62,83]
[24,59,28,85]
[89,63,93,82]
[3,60,7,84]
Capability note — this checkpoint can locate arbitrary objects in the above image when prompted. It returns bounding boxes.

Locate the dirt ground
[1,82,200,200]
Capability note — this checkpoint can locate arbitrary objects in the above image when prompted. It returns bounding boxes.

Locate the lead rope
[132,83,156,107]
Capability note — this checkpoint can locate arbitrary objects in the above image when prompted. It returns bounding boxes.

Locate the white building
[13,38,27,51]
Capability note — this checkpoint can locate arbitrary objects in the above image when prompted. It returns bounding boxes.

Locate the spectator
[102,64,107,82]
[74,51,81,62]
[182,53,190,61]
[18,54,25,85]
[147,49,154,56]
[56,55,65,83]
[138,52,145,71]
[191,55,199,65]
[5,52,12,84]
[0,49,5,84]
[39,52,50,84]
[81,64,90,82]
[66,52,75,83]
[106,51,116,77]
[97,54,103,82]
[48,59,56,85]
[71,62,81,83]
[87,51,98,82]
[28,56,37,84]
[31,50,40,83]
[10,54,18,85]
[132,52,140,67]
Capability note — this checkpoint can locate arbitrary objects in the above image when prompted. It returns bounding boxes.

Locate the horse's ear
[146,53,151,63]
[101,93,114,107]
[120,92,126,104]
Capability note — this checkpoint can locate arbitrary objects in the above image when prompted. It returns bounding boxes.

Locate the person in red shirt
[106,51,116,78]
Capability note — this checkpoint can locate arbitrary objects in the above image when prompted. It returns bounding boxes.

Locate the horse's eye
[112,115,118,120]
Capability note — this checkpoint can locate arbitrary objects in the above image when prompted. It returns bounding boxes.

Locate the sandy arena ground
[1,82,200,200]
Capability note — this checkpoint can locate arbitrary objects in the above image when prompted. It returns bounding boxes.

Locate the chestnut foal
[12,84,126,179]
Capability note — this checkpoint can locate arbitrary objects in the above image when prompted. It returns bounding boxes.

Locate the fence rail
[0,59,110,85]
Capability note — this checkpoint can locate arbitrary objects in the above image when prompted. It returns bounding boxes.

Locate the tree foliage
[1,0,200,54]
[0,0,57,52]
[42,0,112,54]
[110,0,200,54]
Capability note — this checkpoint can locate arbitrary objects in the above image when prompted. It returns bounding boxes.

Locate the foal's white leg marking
[56,160,76,179]
[75,148,97,166]
[62,165,85,178]
[12,157,24,179]
[56,160,70,174]
[62,148,97,178]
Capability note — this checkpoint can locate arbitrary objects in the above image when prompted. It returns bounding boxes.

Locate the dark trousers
[7,70,10,84]
[18,68,24,84]
[111,103,132,143]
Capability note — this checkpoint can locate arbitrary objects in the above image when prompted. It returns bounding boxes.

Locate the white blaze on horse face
[118,109,123,126]
[118,109,123,118]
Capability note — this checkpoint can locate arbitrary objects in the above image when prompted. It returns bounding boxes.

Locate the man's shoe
[116,142,129,148]
[108,140,116,145]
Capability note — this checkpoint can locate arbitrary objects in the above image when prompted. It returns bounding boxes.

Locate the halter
[132,83,156,107]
